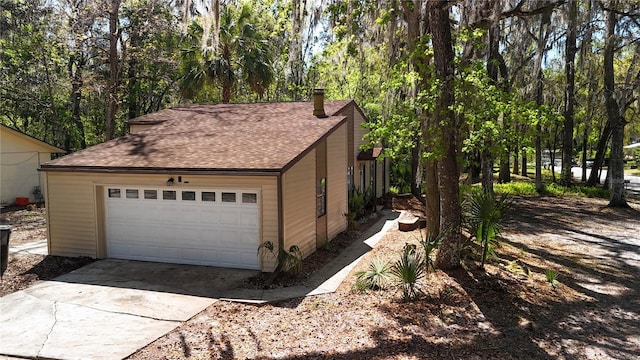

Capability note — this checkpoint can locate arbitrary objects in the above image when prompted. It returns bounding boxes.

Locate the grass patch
[544,183,610,198]
[494,182,538,195]
[494,181,610,198]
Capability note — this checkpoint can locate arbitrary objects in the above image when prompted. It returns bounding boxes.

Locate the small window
[242,193,257,204]
[144,190,157,199]
[221,192,236,203]
[126,189,139,199]
[317,178,326,217]
[162,190,176,200]
[108,188,121,198]
[202,192,216,202]
[182,191,196,201]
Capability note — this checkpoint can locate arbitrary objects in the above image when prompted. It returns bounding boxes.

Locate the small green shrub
[258,241,303,275]
[355,259,392,291]
[465,189,511,269]
[389,185,400,195]
[391,162,412,194]
[417,230,443,273]
[391,244,425,300]
[545,269,559,288]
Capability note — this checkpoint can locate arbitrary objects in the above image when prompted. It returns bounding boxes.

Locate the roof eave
[39,165,282,176]
[280,116,349,174]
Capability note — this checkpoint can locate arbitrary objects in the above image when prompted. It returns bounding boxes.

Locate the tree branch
[501,0,566,19]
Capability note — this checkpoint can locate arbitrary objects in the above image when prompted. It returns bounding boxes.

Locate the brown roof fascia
[39,165,280,177]
[280,116,348,174]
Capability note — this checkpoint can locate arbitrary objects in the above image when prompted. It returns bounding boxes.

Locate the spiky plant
[355,259,392,291]
[257,241,303,275]
[417,229,443,273]
[391,244,425,300]
[465,189,511,269]
[545,269,559,288]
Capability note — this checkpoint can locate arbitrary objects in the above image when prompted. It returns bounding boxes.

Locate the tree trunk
[410,139,422,198]
[182,0,191,28]
[560,0,577,185]
[581,125,588,182]
[499,153,510,183]
[481,149,494,193]
[287,0,303,99]
[69,58,87,149]
[221,44,232,103]
[533,8,551,193]
[586,124,612,185]
[603,5,628,207]
[126,20,141,121]
[424,158,440,238]
[429,1,460,270]
[401,0,431,204]
[521,148,527,176]
[106,0,121,141]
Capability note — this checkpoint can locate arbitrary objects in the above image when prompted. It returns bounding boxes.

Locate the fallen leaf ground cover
[129,195,640,360]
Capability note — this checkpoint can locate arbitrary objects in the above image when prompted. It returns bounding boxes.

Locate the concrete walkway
[8,238,48,256]
[0,210,399,360]
[222,209,400,302]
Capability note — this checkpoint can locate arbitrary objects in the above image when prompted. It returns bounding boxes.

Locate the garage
[104,186,260,269]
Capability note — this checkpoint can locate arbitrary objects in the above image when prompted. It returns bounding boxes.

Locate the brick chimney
[313,88,327,118]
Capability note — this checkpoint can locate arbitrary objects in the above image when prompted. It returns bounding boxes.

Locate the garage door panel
[105,187,260,269]
[238,211,259,227]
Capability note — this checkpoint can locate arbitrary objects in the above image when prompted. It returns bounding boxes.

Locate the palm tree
[179,1,274,103]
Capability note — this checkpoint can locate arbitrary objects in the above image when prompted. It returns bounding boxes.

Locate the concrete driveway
[0,259,256,360]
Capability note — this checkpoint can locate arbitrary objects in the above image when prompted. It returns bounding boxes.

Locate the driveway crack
[77,304,183,323]
[39,300,58,357]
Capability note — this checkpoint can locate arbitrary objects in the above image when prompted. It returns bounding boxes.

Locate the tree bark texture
[429,1,461,270]
[106,0,121,141]
[287,0,304,99]
[560,0,577,185]
[533,7,551,193]
[602,4,627,207]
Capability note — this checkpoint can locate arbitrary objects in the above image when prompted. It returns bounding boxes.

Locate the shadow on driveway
[52,209,401,303]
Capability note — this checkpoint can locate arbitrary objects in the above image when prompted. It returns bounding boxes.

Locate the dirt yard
[0,206,94,296]
[128,195,640,360]
[2,196,639,359]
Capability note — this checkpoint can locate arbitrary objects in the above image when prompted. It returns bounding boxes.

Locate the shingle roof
[42,101,353,173]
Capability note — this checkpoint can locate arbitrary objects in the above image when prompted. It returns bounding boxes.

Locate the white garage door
[105,186,260,269]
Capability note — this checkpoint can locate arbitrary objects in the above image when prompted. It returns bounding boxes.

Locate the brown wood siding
[316,140,328,247]
[45,172,278,270]
[326,123,348,240]
[350,110,370,191]
[346,106,355,169]
[282,150,316,259]
[46,173,98,257]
